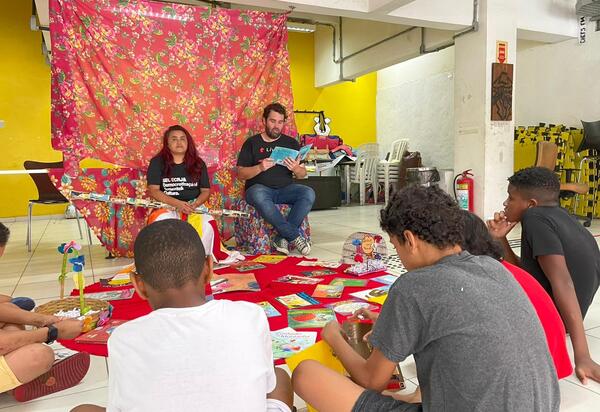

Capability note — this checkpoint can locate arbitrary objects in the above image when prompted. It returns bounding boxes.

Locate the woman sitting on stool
[146,125,241,264]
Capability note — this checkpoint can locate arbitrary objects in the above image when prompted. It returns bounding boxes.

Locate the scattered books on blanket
[257,301,281,318]
[275,275,323,285]
[299,269,337,278]
[350,286,390,305]
[312,284,344,299]
[326,299,378,316]
[275,292,320,308]
[287,308,336,329]
[84,288,135,301]
[75,319,128,344]
[329,278,368,287]
[210,273,260,295]
[371,274,399,286]
[271,327,317,359]
[99,264,135,287]
[252,255,288,264]
[297,260,342,269]
[269,144,312,165]
[233,262,266,272]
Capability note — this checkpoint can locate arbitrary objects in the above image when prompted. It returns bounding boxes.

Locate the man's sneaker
[273,238,289,255]
[292,236,311,256]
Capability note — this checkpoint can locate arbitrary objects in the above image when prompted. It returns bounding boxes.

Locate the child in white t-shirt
[71,219,293,412]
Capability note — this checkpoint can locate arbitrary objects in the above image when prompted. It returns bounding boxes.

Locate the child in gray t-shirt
[292,186,559,412]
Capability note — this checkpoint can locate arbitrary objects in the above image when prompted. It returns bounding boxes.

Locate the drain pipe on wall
[420,0,480,54]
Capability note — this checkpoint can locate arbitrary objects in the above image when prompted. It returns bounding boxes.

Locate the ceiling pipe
[421,0,480,54]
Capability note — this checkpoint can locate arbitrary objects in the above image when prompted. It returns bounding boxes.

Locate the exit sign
[496,41,508,63]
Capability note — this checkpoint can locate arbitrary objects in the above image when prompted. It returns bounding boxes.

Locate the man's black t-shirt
[236,134,300,190]
[146,156,210,201]
[521,206,600,318]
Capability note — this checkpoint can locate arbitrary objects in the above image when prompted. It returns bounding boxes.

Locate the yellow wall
[0,19,376,218]
[288,32,377,148]
[0,1,65,218]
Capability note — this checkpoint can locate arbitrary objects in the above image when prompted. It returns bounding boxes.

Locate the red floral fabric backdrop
[49,0,297,255]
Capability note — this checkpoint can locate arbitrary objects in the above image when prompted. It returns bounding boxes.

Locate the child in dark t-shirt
[292,186,559,412]
[489,166,600,385]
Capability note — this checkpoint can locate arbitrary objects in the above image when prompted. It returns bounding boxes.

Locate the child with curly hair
[292,186,559,412]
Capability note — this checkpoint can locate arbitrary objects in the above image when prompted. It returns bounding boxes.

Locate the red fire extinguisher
[454,170,474,212]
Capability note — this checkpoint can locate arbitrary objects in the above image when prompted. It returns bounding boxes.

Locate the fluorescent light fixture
[287,21,316,33]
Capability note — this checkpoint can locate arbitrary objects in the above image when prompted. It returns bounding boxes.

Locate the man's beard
[266,128,281,139]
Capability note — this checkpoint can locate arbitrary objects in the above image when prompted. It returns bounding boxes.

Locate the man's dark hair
[262,103,287,120]
[459,210,503,261]
[0,222,9,247]
[508,167,560,203]
[134,219,206,291]
[380,186,464,248]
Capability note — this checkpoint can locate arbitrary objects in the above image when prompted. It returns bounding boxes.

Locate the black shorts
[352,390,423,412]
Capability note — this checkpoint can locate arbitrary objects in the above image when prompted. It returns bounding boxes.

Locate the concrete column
[454,0,517,218]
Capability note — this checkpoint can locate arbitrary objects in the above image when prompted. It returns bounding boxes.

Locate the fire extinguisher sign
[496,41,508,63]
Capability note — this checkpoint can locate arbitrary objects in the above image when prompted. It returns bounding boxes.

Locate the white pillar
[454,0,517,218]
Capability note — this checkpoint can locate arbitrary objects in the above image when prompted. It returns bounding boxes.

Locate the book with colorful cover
[350,285,390,305]
[271,327,317,359]
[300,269,337,278]
[371,274,399,286]
[326,299,378,315]
[312,284,344,299]
[211,273,260,295]
[252,255,288,264]
[275,292,320,308]
[257,301,281,318]
[234,262,266,272]
[74,319,128,344]
[329,278,368,287]
[270,144,312,165]
[297,260,342,269]
[106,264,135,286]
[84,288,135,301]
[287,308,336,329]
[275,275,323,285]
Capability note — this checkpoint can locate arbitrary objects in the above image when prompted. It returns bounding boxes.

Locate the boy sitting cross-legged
[292,186,560,412]
[72,219,294,412]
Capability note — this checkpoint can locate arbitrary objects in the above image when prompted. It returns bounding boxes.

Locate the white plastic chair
[350,144,380,205]
[378,139,409,205]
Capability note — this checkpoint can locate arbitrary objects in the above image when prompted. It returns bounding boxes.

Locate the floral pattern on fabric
[48,0,298,253]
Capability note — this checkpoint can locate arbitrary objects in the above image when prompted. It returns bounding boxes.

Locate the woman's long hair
[159,125,205,183]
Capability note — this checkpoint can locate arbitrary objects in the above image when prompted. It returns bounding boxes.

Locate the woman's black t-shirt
[147,156,210,201]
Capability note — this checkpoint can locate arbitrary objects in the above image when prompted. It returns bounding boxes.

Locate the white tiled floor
[1,205,600,410]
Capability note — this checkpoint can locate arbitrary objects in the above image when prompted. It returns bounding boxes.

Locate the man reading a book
[237,103,315,256]
[71,219,294,412]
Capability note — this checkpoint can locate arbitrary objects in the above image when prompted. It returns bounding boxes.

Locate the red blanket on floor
[59,257,389,364]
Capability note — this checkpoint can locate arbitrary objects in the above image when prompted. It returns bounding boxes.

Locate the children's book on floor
[233,262,266,272]
[371,274,400,285]
[276,292,320,308]
[271,327,317,359]
[84,288,135,301]
[350,285,390,305]
[312,284,344,299]
[75,319,128,344]
[210,273,260,295]
[329,278,368,287]
[300,269,337,278]
[287,308,336,329]
[297,260,342,268]
[252,255,288,264]
[257,301,281,318]
[275,275,323,285]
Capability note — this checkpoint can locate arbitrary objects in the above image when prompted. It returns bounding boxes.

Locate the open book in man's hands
[270,144,313,165]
